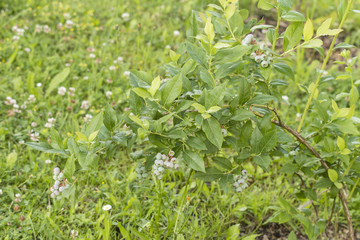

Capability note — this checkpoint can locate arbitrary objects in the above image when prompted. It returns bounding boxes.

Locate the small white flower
[109,66,116,71]
[121,12,130,21]
[70,229,78,238]
[12,26,18,32]
[63,13,71,19]
[241,170,248,176]
[28,94,36,103]
[282,95,289,104]
[123,71,130,78]
[68,87,75,96]
[30,132,39,141]
[12,35,20,41]
[53,167,60,175]
[36,82,42,87]
[173,30,180,37]
[35,24,42,33]
[102,204,112,211]
[25,48,31,53]
[58,172,64,180]
[89,53,96,59]
[43,25,51,33]
[45,159,52,164]
[83,114,93,123]
[19,140,25,145]
[15,193,21,198]
[105,91,113,98]
[255,55,262,63]
[117,56,123,63]
[65,20,73,28]
[58,86,67,96]
[165,45,171,49]
[16,28,25,36]
[83,76,89,80]
[0,189,2,195]
[81,100,90,110]
[31,122,37,127]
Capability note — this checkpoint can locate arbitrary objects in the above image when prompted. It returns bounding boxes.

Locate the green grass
[0,0,359,239]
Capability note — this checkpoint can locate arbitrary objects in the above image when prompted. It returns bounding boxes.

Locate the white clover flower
[282,95,289,104]
[105,91,113,98]
[30,132,39,141]
[63,13,71,19]
[117,56,123,63]
[28,94,36,103]
[68,87,75,96]
[16,28,25,36]
[121,12,130,21]
[57,23,63,30]
[173,30,180,37]
[65,20,73,28]
[43,25,51,33]
[53,167,60,175]
[83,76,89,80]
[102,204,112,211]
[31,122,37,127]
[81,100,90,110]
[19,140,25,144]
[35,24,42,33]
[109,66,116,71]
[45,122,53,128]
[89,53,96,59]
[0,189,2,195]
[70,230,78,238]
[12,26,18,32]
[12,35,20,41]
[83,114,93,123]
[5,97,13,105]
[123,71,130,78]
[45,159,52,164]
[24,47,31,53]
[36,82,42,87]
[65,63,71,67]
[165,45,171,49]
[50,192,56,198]
[48,118,56,124]
[58,86,67,96]
[21,103,27,109]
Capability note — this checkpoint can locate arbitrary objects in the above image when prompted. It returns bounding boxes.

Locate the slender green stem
[297,0,353,132]
[348,178,360,200]
[272,7,281,51]
[174,170,193,234]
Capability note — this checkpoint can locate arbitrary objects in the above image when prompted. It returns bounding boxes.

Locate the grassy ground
[0,0,359,239]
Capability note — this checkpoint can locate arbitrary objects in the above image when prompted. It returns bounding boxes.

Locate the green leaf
[231,109,254,121]
[202,117,223,149]
[6,151,17,169]
[303,19,313,42]
[214,45,251,64]
[195,167,222,181]
[226,224,240,240]
[215,60,242,80]
[85,112,103,137]
[328,169,338,183]
[281,11,306,22]
[186,137,208,150]
[280,163,299,174]
[283,22,303,50]
[238,78,251,105]
[329,119,359,135]
[103,105,117,132]
[228,12,244,38]
[225,3,236,19]
[132,88,151,99]
[64,155,75,179]
[75,131,87,141]
[273,62,294,79]
[258,0,273,10]
[45,68,70,97]
[260,130,277,153]
[183,150,205,172]
[204,17,215,42]
[251,127,263,154]
[129,71,152,88]
[247,94,277,105]
[88,130,99,142]
[161,73,182,107]
[149,76,161,96]
[278,0,292,11]
[316,18,332,35]
[314,178,333,189]
[50,128,62,150]
[163,128,187,139]
[337,136,346,151]
[302,39,323,48]
[213,157,232,170]
[186,42,207,69]
[25,142,66,155]
[205,83,226,108]
[288,231,298,240]
[253,154,271,171]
